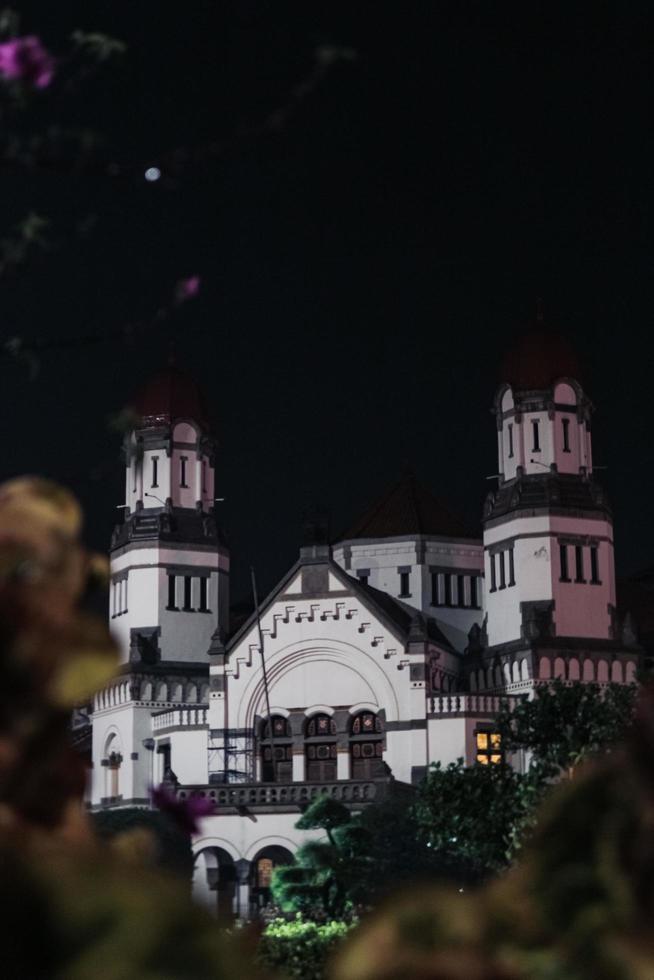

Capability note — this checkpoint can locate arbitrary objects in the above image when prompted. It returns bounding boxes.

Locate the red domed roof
[501,323,581,390]
[132,366,210,429]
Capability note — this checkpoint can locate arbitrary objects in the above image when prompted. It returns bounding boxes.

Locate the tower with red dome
[91,367,229,806]
[476,320,634,691]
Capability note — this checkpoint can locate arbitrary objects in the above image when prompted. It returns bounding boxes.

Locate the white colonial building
[90,334,640,918]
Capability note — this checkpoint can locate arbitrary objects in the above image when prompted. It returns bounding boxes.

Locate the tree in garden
[412,759,544,881]
[272,787,481,920]
[272,796,372,918]
[496,679,638,778]
[331,688,654,980]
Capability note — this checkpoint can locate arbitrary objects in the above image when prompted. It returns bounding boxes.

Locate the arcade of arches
[193,844,294,919]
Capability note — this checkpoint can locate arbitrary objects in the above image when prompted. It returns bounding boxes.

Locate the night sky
[2,3,653,602]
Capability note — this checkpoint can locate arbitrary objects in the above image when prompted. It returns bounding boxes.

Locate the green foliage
[92,807,194,883]
[258,914,354,980]
[271,832,364,919]
[332,702,654,980]
[496,679,638,776]
[273,787,469,919]
[413,759,543,880]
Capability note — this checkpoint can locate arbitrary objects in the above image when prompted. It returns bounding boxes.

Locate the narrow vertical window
[499,551,506,589]
[183,576,193,610]
[532,420,540,452]
[575,545,585,583]
[590,546,600,584]
[151,457,158,487]
[399,570,410,597]
[444,574,452,606]
[431,572,438,606]
[489,555,497,592]
[199,577,209,611]
[357,570,369,587]
[123,576,128,613]
[457,574,466,607]
[470,576,478,609]
[508,423,514,458]
[180,456,188,488]
[562,418,570,453]
[560,545,570,582]
[508,549,515,586]
[167,574,177,609]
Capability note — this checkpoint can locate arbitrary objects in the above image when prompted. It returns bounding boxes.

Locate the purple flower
[151,785,215,835]
[0,36,56,89]
[175,275,201,303]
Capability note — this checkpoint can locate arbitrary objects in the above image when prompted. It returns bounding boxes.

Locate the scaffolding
[208,728,255,783]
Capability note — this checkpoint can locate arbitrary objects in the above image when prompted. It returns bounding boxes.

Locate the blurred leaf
[70,30,126,62]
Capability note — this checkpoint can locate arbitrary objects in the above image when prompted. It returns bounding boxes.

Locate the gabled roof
[350,574,455,651]
[338,470,477,542]
[224,552,456,657]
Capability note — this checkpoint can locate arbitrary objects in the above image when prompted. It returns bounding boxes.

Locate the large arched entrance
[249,845,294,917]
[192,846,237,921]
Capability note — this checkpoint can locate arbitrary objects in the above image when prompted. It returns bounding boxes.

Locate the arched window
[350,711,384,779]
[305,713,337,781]
[104,733,123,800]
[260,715,292,783]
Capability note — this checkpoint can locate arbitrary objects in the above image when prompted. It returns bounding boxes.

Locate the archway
[249,845,294,917]
[193,846,237,921]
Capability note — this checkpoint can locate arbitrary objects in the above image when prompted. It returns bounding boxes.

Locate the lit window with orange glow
[476,731,502,765]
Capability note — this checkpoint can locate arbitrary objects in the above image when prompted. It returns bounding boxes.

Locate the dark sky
[2,2,653,602]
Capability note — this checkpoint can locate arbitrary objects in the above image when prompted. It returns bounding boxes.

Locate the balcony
[152,706,208,731]
[176,778,393,813]
[429,694,519,716]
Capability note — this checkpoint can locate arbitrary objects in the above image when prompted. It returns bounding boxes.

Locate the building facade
[90,344,641,918]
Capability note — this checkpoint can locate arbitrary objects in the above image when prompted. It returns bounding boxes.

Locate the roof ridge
[337,470,476,542]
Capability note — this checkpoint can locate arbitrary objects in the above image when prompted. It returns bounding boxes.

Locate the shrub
[91,807,194,883]
[258,914,354,980]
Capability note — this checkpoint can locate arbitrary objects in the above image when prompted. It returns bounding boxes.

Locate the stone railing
[152,706,208,731]
[429,693,519,716]
[177,778,390,810]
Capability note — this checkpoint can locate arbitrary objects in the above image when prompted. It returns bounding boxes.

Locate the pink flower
[151,785,215,835]
[175,275,201,303]
[0,36,55,89]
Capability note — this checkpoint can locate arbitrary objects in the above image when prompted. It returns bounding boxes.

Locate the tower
[110,366,229,664]
[91,366,229,806]
[481,324,626,679]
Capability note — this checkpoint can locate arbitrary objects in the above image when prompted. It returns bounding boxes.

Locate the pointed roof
[338,471,477,542]
[501,317,582,391]
[132,365,210,430]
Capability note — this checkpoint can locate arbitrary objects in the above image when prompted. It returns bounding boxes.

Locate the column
[235,859,251,920]
[195,456,202,504]
[337,749,349,780]
[292,750,304,781]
